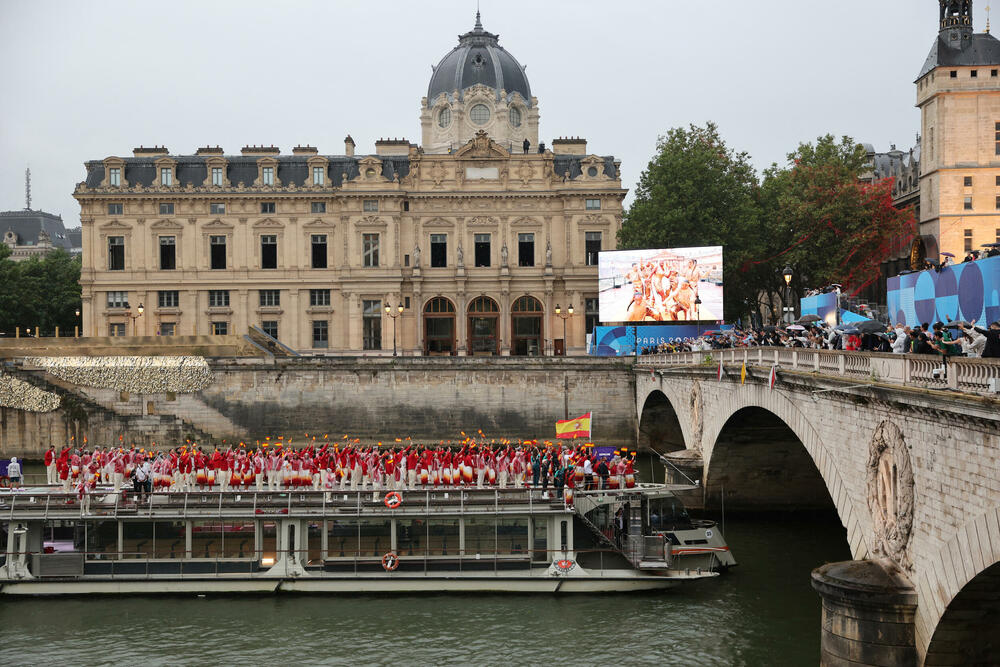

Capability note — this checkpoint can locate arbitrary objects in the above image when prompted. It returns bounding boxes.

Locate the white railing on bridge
[636,348,1000,395]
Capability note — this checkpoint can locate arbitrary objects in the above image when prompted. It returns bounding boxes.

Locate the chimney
[241,145,281,156]
[375,138,411,157]
[292,145,319,155]
[551,137,587,156]
[344,135,356,157]
[196,146,225,156]
[133,145,169,157]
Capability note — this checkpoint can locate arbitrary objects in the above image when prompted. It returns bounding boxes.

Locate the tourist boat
[0,483,732,595]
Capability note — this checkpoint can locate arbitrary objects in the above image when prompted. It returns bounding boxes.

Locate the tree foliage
[619,126,916,323]
[0,247,82,336]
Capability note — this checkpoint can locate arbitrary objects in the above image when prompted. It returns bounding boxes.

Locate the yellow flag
[740,363,747,385]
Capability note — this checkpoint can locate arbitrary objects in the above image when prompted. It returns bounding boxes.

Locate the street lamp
[385,302,404,356]
[694,296,702,322]
[74,307,81,338]
[127,302,144,336]
[783,266,793,324]
[554,304,574,356]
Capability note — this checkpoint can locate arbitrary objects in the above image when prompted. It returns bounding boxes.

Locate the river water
[0,510,849,666]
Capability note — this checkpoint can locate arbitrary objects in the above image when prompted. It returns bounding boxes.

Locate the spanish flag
[556,412,592,439]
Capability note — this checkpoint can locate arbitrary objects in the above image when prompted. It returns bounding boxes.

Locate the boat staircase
[572,501,669,571]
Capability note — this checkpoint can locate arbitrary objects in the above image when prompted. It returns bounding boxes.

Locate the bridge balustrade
[636,349,1000,394]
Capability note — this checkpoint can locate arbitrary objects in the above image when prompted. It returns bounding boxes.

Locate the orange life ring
[555,559,574,571]
[384,491,402,509]
[382,551,399,571]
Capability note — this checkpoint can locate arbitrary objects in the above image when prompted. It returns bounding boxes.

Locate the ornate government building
[74,14,625,355]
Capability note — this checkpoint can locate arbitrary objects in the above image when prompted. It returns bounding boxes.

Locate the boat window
[464,516,496,556]
[123,521,155,559]
[261,521,278,563]
[86,520,118,560]
[647,497,692,532]
[154,521,186,559]
[396,518,425,557]
[497,518,529,556]
[427,519,459,556]
[225,522,255,559]
[532,519,548,562]
[44,519,85,553]
[307,522,323,564]
[560,521,568,551]
[358,518,391,558]
[191,521,225,559]
[327,519,358,558]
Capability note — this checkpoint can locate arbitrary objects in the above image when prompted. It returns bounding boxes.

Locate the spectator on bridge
[929,331,961,357]
[892,326,910,353]
[979,321,1000,358]
[957,325,986,358]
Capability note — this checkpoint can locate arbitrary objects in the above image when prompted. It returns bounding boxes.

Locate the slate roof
[917,31,1000,79]
[0,210,73,249]
[427,13,531,105]
[553,155,619,180]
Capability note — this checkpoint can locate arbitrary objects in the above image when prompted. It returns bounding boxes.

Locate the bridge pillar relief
[636,367,1000,666]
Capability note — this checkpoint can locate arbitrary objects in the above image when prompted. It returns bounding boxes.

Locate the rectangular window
[972,70,979,78]
[996,196,1000,210]
[160,167,172,186]
[262,166,274,186]
[474,233,491,267]
[311,202,326,214]
[993,69,998,77]
[950,70,958,78]
[261,321,278,339]
[585,297,599,335]
[430,234,447,267]
[109,168,120,187]
[363,233,380,267]
[211,321,228,335]
[211,167,223,186]
[995,122,1000,155]
[106,291,128,308]
[585,231,602,266]
[260,234,277,269]
[159,202,174,215]
[312,166,325,185]
[158,290,179,308]
[108,203,123,215]
[108,236,125,271]
[210,235,227,269]
[311,234,328,269]
[965,229,974,253]
[109,323,126,337]
[210,202,226,215]
[518,233,535,267]
[259,289,280,307]
[362,300,382,350]
[965,196,974,210]
[208,290,230,308]
[964,176,974,187]
[309,289,330,307]
[585,198,601,210]
[159,236,176,270]
[159,322,175,336]
[260,202,275,214]
[363,199,378,212]
[312,320,329,348]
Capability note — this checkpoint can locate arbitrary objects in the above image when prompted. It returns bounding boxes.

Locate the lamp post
[127,302,144,336]
[694,295,702,323]
[783,266,793,324]
[554,304,574,356]
[385,302,404,356]
[74,307,81,338]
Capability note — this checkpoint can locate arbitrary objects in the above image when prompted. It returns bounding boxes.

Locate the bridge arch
[636,389,688,454]
[919,508,1000,664]
[700,386,871,561]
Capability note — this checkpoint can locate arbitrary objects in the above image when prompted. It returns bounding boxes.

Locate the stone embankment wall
[0,357,637,458]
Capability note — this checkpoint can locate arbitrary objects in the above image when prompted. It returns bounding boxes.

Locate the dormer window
[262,166,274,186]
[109,168,121,187]
[212,167,224,186]
[160,167,173,186]
[509,107,522,128]
[312,166,325,185]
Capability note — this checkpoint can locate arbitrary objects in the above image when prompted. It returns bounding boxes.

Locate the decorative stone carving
[457,244,464,266]
[413,244,421,268]
[867,420,914,571]
[689,381,703,451]
[501,243,509,266]
[545,239,552,267]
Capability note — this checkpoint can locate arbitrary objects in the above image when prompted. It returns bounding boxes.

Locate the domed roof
[427,12,532,107]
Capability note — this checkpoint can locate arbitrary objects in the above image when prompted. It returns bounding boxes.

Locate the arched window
[468,296,500,355]
[424,297,456,314]
[438,107,452,129]
[509,107,522,128]
[468,296,500,313]
[424,297,456,355]
[512,296,543,313]
[511,296,543,356]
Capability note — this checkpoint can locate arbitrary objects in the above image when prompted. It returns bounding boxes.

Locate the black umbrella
[840,327,860,335]
[796,314,823,324]
[982,243,1000,248]
[945,320,972,328]
[855,320,887,334]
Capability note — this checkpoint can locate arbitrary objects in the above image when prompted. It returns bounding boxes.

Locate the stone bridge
[635,348,1000,666]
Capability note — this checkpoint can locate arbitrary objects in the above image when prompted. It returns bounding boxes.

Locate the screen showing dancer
[598,246,723,322]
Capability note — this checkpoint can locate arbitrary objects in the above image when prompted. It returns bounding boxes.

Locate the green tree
[0,247,81,336]
[618,122,764,321]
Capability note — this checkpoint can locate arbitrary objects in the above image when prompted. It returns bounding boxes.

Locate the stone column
[811,560,917,666]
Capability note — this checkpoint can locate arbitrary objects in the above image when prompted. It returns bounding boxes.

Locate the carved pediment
[97,220,132,232]
[468,216,499,226]
[510,217,540,227]
[252,218,285,229]
[423,218,454,228]
[202,219,234,230]
[580,155,611,180]
[355,215,386,227]
[150,219,185,231]
[581,214,609,225]
[302,218,335,229]
[454,131,510,160]
[355,156,387,182]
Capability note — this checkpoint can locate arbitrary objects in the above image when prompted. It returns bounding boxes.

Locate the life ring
[382,551,399,571]
[555,559,574,572]
[384,491,402,509]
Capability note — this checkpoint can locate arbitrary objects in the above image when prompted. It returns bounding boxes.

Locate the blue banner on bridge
[800,293,838,326]
[887,255,1000,327]
[589,325,725,356]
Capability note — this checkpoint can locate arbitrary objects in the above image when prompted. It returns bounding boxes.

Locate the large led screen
[598,246,724,322]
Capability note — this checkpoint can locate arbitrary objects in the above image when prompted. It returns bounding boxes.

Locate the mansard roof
[917,31,1000,79]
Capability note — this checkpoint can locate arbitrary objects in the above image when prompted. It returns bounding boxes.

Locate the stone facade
[635,363,1000,664]
[73,15,625,356]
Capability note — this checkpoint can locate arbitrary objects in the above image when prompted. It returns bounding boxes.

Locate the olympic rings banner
[598,246,724,322]
[886,255,1000,327]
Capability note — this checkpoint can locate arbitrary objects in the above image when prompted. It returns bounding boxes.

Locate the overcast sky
[0,0,981,227]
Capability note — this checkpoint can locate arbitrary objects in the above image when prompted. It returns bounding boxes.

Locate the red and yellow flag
[555,412,592,440]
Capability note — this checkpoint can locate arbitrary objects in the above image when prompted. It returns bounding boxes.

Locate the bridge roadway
[635,348,1000,666]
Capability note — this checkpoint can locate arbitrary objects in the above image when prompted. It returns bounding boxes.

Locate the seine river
[0,511,848,667]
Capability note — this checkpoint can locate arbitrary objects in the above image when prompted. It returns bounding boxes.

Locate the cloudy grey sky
[0,0,980,227]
